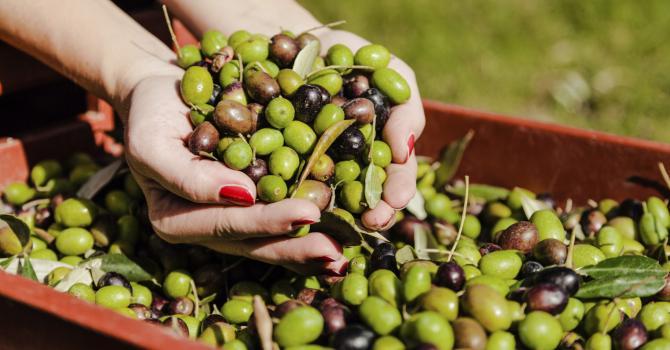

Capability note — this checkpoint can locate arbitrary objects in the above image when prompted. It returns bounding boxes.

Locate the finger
[203,232,348,276]
[126,75,257,206]
[361,200,396,231]
[382,153,418,209]
[141,182,321,242]
[382,81,426,164]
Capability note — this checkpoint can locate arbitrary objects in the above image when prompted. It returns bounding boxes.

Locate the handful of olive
[178,27,409,228]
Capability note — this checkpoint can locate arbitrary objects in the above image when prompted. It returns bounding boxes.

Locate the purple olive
[580,209,607,236]
[242,159,268,183]
[330,126,366,161]
[201,314,227,330]
[391,216,430,244]
[497,221,538,254]
[360,88,390,133]
[245,71,280,105]
[534,267,580,296]
[613,319,648,350]
[168,296,194,316]
[478,242,502,256]
[520,260,543,279]
[329,324,375,350]
[162,316,189,337]
[97,272,132,292]
[434,261,465,291]
[129,303,153,320]
[525,283,568,314]
[273,300,305,318]
[292,84,330,123]
[188,121,220,155]
[270,34,298,67]
[342,98,376,124]
[343,74,370,99]
[533,238,567,266]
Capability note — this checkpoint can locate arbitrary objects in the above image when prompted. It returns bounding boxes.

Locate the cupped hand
[122,68,347,275]
[318,29,426,231]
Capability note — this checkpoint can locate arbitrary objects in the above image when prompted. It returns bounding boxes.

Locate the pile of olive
[4,158,670,349]
[178,27,409,229]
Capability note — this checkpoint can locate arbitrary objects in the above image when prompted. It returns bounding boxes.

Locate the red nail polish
[219,185,254,206]
[312,256,337,263]
[292,219,316,228]
[406,133,415,163]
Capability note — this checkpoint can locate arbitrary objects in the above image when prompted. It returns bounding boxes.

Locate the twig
[221,258,247,274]
[161,5,181,57]
[299,20,347,35]
[565,225,578,269]
[659,162,670,191]
[447,175,470,262]
[190,279,200,319]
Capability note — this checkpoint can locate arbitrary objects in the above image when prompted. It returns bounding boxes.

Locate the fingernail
[311,256,337,263]
[380,215,396,231]
[291,219,317,229]
[219,185,255,206]
[405,133,415,163]
[324,261,348,276]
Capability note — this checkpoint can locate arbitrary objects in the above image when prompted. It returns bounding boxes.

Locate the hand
[122,67,347,275]
[319,29,426,231]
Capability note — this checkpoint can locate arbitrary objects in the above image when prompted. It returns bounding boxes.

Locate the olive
[558,297,585,331]
[370,244,399,274]
[223,139,253,171]
[249,128,283,156]
[162,316,190,337]
[219,61,241,87]
[68,283,96,303]
[295,32,320,50]
[342,98,375,125]
[360,88,390,133]
[199,322,236,347]
[497,221,538,254]
[163,270,192,299]
[294,180,332,211]
[214,100,254,134]
[400,311,455,350]
[308,69,343,96]
[433,220,457,246]
[242,159,269,184]
[31,159,63,187]
[188,121,219,155]
[96,285,132,309]
[343,74,370,99]
[334,160,362,183]
[257,175,287,203]
[269,146,300,181]
[98,272,132,292]
[478,242,502,256]
[219,81,247,105]
[534,266,580,296]
[55,198,97,228]
[462,284,512,332]
[168,296,194,316]
[612,319,648,350]
[581,209,608,236]
[434,261,465,291]
[310,154,335,181]
[177,44,202,68]
[269,34,298,67]
[245,70,280,104]
[338,181,365,214]
[228,30,251,49]
[420,287,459,321]
[328,324,375,350]
[518,311,563,350]
[531,209,566,241]
[330,126,367,161]
[292,84,330,123]
[55,227,94,256]
[525,283,569,314]
[320,301,351,336]
[274,306,324,347]
[373,336,405,350]
[181,66,214,105]
[210,47,235,74]
[236,38,269,64]
[452,317,487,350]
[354,44,391,69]
[519,260,543,279]
[200,30,227,57]
[283,120,317,155]
[533,238,567,265]
[391,215,430,244]
[130,282,152,307]
[276,69,304,97]
[3,182,36,205]
[326,44,354,68]
[331,95,348,107]
[371,67,410,104]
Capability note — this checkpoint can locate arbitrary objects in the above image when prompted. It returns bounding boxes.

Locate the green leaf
[579,256,667,279]
[520,193,550,219]
[0,214,31,248]
[575,274,666,299]
[292,119,356,196]
[312,210,363,246]
[76,159,123,199]
[292,40,320,78]
[406,190,427,220]
[0,256,15,269]
[18,256,38,281]
[435,130,474,188]
[447,184,510,202]
[395,245,416,265]
[364,165,382,209]
[200,293,218,304]
[414,225,441,260]
[85,254,152,282]
[54,266,93,292]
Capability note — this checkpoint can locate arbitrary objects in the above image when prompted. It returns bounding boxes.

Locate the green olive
[60,255,82,266]
[462,214,482,239]
[223,139,253,171]
[229,30,251,49]
[163,270,192,299]
[55,227,94,256]
[266,96,295,129]
[338,181,365,214]
[68,283,95,303]
[491,217,518,240]
[463,265,482,280]
[607,216,637,240]
[236,39,269,64]
[518,311,563,350]
[371,67,410,104]
[648,196,670,228]
[506,187,536,211]
[572,244,606,269]
[31,159,62,186]
[400,311,454,350]
[219,61,241,87]
[486,331,516,350]
[372,335,405,350]
[326,44,354,67]
[95,285,131,309]
[47,266,72,286]
[348,255,368,275]
[369,269,402,307]
[257,175,287,203]
[425,194,455,222]
[370,140,392,168]
[462,284,511,332]
[181,66,214,105]
[274,306,324,347]
[558,297,585,331]
[307,69,342,96]
[402,265,432,303]
[2,182,36,206]
[583,301,622,335]
[117,215,140,245]
[334,160,361,183]
[104,190,132,216]
[269,146,300,181]
[641,339,670,350]
[249,128,284,156]
[277,69,304,97]
[354,44,391,69]
[230,280,271,303]
[69,163,100,187]
[596,226,623,257]
[283,121,317,155]
[478,250,523,280]
[216,137,236,159]
[341,272,368,306]
[359,124,374,144]
[453,244,482,267]
[222,299,253,324]
[638,302,670,332]
[359,165,387,184]
[130,282,153,307]
[310,154,334,182]
[531,209,566,241]
[312,56,325,71]
[177,44,202,68]
[201,30,227,57]
[419,287,459,321]
[198,322,236,346]
[585,333,612,350]
[29,248,58,261]
[359,296,402,335]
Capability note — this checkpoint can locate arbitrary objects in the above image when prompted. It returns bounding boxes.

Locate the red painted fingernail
[405,133,415,163]
[291,219,316,228]
[219,185,255,206]
[312,256,337,263]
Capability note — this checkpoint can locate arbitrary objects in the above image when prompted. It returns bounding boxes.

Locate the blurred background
[301,0,670,142]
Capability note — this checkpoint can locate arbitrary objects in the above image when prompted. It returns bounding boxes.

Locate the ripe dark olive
[208,83,222,105]
[242,159,268,183]
[343,74,370,99]
[320,300,351,336]
[525,283,568,314]
[129,303,153,320]
[162,316,189,337]
[168,296,195,316]
[497,221,539,254]
[329,324,376,350]
[508,287,529,303]
[214,100,254,134]
[270,34,298,67]
[453,317,487,350]
[331,95,348,107]
[370,243,398,274]
[617,199,643,221]
[656,275,670,301]
[613,319,648,350]
[188,122,220,155]
[293,180,332,211]
[533,238,567,266]
[520,260,544,279]
[343,98,375,124]
[296,32,320,50]
[433,219,458,246]
[391,216,430,244]
[373,242,395,257]
[201,314,227,330]
[97,272,132,292]
[360,88,390,133]
[297,288,327,305]
[434,261,465,291]
[330,126,366,161]
[245,71,280,105]
[292,84,330,123]
[151,293,170,317]
[581,209,607,236]
[478,242,502,256]
[534,266,580,296]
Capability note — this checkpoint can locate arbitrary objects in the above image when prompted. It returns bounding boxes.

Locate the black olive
[292,84,330,123]
[330,126,366,161]
[360,88,390,133]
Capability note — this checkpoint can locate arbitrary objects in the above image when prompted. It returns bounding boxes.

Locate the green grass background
[299,0,670,142]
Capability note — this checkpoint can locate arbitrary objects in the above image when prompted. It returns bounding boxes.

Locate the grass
[299,0,670,142]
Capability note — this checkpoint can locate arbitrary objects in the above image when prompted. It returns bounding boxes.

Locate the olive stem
[446,175,470,262]
[306,65,375,80]
[237,54,244,83]
[246,61,268,75]
[190,279,200,319]
[367,114,377,161]
[32,228,55,244]
[299,20,347,35]
[221,257,247,274]
[20,198,50,211]
[564,225,578,269]
[659,162,670,191]
[161,5,181,58]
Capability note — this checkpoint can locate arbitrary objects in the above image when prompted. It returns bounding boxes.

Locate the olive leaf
[413,225,441,261]
[447,184,510,202]
[520,193,550,220]
[200,293,217,304]
[406,191,428,220]
[18,256,38,281]
[77,159,124,199]
[434,130,475,188]
[292,40,320,78]
[20,258,70,281]
[575,256,667,299]
[364,165,382,210]
[578,256,667,279]
[312,210,363,246]
[0,214,31,249]
[253,295,274,350]
[395,245,416,265]
[0,256,15,270]
[54,266,93,292]
[292,119,356,196]
[83,254,152,282]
